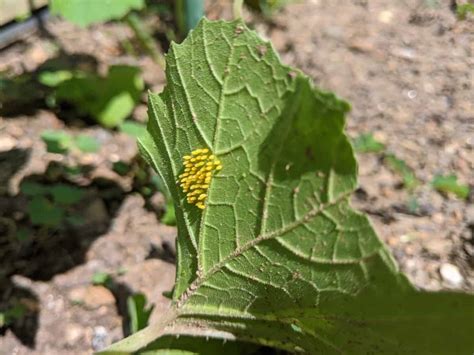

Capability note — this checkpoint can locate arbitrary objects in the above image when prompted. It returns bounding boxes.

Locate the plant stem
[233,0,244,19]
[125,12,165,69]
[175,0,204,37]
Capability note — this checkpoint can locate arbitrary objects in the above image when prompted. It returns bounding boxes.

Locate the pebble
[439,263,464,287]
[68,285,115,309]
[378,10,394,24]
[0,136,16,151]
[65,323,84,345]
[92,326,109,351]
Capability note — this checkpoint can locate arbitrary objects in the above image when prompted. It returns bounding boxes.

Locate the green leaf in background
[92,272,113,286]
[149,173,176,225]
[104,19,474,354]
[50,0,145,27]
[432,174,470,200]
[15,227,30,241]
[119,121,147,139]
[457,3,474,20]
[384,153,419,190]
[112,161,132,176]
[27,196,64,227]
[38,70,75,87]
[55,65,143,128]
[75,134,100,153]
[50,184,85,205]
[0,304,27,328]
[161,201,176,226]
[20,181,47,196]
[353,132,385,153]
[41,130,74,154]
[127,293,154,334]
[245,0,295,15]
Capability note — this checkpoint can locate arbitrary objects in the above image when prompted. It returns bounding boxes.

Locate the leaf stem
[125,12,165,69]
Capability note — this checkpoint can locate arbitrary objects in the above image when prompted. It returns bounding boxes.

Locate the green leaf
[38,70,74,87]
[27,196,64,227]
[432,174,470,200]
[119,121,147,139]
[50,0,145,27]
[15,227,30,241]
[50,184,84,205]
[55,65,143,128]
[92,272,112,286]
[113,161,132,176]
[104,19,474,354]
[74,134,101,153]
[0,304,27,327]
[20,181,47,196]
[161,201,176,226]
[127,293,154,334]
[457,3,474,20]
[41,130,74,154]
[384,153,419,190]
[140,335,259,354]
[353,132,385,153]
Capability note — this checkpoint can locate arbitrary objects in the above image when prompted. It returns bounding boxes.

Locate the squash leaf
[103,19,474,354]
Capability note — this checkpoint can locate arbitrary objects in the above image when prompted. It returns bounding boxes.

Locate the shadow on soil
[0,154,126,347]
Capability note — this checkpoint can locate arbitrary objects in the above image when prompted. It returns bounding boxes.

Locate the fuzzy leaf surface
[105,19,474,354]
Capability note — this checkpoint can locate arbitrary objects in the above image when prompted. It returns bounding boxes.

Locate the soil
[0,0,473,353]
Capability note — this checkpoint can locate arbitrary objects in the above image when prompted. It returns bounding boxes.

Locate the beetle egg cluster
[179,148,222,209]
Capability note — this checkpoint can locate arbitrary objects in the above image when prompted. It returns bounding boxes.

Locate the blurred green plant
[457,3,474,19]
[384,153,420,191]
[432,174,470,200]
[40,65,143,128]
[353,132,385,153]
[245,0,296,15]
[127,293,154,334]
[0,303,27,328]
[150,174,176,226]
[119,121,147,139]
[49,0,145,27]
[20,181,85,228]
[41,130,100,154]
[92,271,113,287]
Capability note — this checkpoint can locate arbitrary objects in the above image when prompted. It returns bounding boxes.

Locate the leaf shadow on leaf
[258,77,355,204]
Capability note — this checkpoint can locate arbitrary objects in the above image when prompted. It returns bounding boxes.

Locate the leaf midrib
[176,189,364,309]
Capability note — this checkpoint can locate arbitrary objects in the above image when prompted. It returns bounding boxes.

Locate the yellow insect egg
[178,148,222,210]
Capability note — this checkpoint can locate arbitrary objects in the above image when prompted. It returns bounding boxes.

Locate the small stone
[439,263,463,287]
[68,285,115,309]
[92,325,109,351]
[65,323,84,345]
[0,136,16,151]
[378,10,393,24]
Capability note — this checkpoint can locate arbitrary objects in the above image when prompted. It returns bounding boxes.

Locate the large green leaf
[50,0,145,27]
[104,19,474,354]
[55,65,143,128]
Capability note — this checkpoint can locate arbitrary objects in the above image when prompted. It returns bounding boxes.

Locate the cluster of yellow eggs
[179,148,222,209]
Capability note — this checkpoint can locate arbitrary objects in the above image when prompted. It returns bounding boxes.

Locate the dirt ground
[0,0,473,353]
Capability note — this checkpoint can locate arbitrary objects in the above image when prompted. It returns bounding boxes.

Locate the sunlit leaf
[127,293,154,334]
[432,174,470,200]
[75,134,101,153]
[50,0,145,27]
[104,19,474,354]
